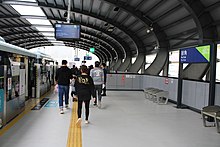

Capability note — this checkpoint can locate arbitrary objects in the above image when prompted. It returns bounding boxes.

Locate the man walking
[90,61,104,108]
[55,60,72,114]
[101,63,107,96]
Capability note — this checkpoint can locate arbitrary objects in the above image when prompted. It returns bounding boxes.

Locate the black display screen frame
[55,23,81,41]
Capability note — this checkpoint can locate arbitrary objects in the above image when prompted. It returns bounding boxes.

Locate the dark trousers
[77,100,90,120]
[58,85,69,108]
[102,86,106,95]
[94,85,102,104]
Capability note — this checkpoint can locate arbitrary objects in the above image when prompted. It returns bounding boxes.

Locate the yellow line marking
[0,90,52,136]
[66,102,82,147]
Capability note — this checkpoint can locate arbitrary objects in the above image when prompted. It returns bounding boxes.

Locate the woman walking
[74,65,95,126]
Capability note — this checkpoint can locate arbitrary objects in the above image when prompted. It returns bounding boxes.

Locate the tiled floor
[0,91,220,147]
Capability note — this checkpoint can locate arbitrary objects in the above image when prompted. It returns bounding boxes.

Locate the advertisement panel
[180,45,210,63]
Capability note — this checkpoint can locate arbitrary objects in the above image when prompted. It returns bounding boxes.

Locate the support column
[177,56,183,108]
[208,43,217,106]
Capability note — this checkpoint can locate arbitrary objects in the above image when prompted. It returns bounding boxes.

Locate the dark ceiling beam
[119,14,129,25]
[135,0,145,11]
[166,28,197,40]
[105,5,113,19]
[80,0,83,11]
[8,36,47,43]
[0,24,32,30]
[25,43,53,49]
[1,1,131,57]
[160,15,191,31]
[1,31,42,37]
[13,38,48,45]
[10,1,131,57]
[97,1,103,16]
[127,20,139,30]
[112,9,121,22]
[153,4,182,23]
[143,0,166,15]
[19,40,51,47]
[1,0,38,6]
[178,0,203,44]
[7,29,116,59]
[171,33,198,48]
[101,0,169,50]
[89,0,94,13]
[198,1,220,17]
[48,16,132,57]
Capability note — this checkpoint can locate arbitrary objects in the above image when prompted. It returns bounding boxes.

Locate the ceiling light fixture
[107,26,114,32]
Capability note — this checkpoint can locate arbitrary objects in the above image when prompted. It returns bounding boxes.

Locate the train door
[0,65,6,128]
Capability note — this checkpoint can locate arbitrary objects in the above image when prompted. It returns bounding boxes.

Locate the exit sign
[90,47,95,53]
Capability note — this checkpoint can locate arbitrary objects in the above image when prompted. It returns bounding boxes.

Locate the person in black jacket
[101,63,107,96]
[55,60,73,114]
[75,65,95,126]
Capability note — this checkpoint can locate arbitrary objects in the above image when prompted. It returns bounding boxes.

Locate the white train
[0,40,56,128]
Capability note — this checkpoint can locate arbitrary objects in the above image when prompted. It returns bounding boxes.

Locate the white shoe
[76,118,82,127]
[60,109,64,114]
[85,120,89,124]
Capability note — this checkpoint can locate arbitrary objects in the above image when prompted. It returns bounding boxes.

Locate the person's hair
[95,61,100,67]
[62,60,68,65]
[102,63,106,67]
[80,65,88,73]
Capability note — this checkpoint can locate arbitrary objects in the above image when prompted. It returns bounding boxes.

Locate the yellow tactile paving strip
[66,102,82,147]
[0,92,50,136]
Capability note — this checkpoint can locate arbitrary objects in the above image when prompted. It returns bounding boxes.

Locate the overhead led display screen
[55,23,80,41]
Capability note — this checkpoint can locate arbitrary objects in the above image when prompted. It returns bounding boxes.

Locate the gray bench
[144,88,169,104]
[201,105,220,133]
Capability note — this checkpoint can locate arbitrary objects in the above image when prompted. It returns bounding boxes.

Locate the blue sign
[0,89,4,112]
[84,56,92,60]
[74,57,80,61]
[180,45,210,63]
[45,100,58,107]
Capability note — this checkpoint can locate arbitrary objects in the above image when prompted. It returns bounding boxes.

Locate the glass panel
[26,19,51,25]
[168,50,179,77]
[35,27,54,32]
[11,5,44,16]
[132,57,136,64]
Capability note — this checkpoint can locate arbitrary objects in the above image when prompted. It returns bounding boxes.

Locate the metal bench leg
[202,113,207,127]
[215,118,220,133]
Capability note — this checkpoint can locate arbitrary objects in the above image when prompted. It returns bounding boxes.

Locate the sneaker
[93,103,97,106]
[60,108,64,114]
[65,105,69,109]
[76,118,82,127]
[101,94,106,96]
[85,120,89,124]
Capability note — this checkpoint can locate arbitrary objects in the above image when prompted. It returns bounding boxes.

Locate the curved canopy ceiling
[0,0,220,62]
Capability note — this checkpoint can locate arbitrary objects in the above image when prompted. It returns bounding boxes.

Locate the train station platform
[0,91,220,147]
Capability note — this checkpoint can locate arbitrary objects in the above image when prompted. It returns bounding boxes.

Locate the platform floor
[0,91,220,147]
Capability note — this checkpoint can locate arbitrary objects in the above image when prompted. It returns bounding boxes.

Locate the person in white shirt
[90,61,104,108]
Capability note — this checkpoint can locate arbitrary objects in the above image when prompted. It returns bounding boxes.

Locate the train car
[0,40,55,128]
